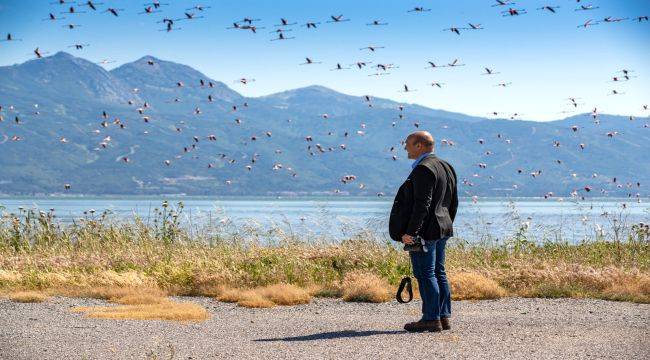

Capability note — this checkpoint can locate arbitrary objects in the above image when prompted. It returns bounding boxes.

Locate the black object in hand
[403,235,428,252]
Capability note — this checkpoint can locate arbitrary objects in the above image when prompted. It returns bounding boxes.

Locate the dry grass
[0,269,21,284]
[236,290,276,308]
[56,286,168,304]
[215,287,244,303]
[0,208,648,304]
[215,283,311,308]
[450,272,507,300]
[108,289,168,305]
[63,286,209,322]
[341,270,391,303]
[602,275,650,303]
[487,264,650,303]
[72,299,209,321]
[8,290,49,303]
[307,283,344,298]
[255,283,311,305]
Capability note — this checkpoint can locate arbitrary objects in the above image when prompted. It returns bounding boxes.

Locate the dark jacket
[389,153,458,241]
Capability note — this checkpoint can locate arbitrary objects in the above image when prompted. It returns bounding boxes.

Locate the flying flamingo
[502,8,527,16]
[186,5,211,11]
[275,18,297,27]
[79,1,103,10]
[139,6,162,15]
[359,45,385,52]
[425,61,448,69]
[271,31,295,41]
[350,61,372,69]
[577,19,599,28]
[399,84,417,93]
[32,47,49,58]
[327,15,350,23]
[408,7,431,13]
[60,6,86,14]
[491,0,516,7]
[330,63,350,71]
[68,43,90,50]
[443,27,468,35]
[482,67,500,75]
[147,1,169,9]
[602,16,629,23]
[366,20,388,26]
[0,33,22,42]
[537,5,560,13]
[575,5,599,11]
[180,12,204,20]
[43,13,65,21]
[104,8,124,17]
[448,58,466,67]
[300,57,322,65]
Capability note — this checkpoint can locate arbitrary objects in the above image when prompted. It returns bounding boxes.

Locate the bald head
[407,131,435,152]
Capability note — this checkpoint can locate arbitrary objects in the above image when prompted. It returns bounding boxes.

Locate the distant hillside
[0,52,648,198]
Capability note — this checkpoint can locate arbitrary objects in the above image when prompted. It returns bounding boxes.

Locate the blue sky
[0,0,648,121]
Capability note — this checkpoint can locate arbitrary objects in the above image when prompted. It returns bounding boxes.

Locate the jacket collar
[411,152,436,169]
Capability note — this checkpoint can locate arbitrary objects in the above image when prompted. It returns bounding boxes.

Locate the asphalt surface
[1,296,648,359]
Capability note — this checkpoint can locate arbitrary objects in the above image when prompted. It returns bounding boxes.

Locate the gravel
[1,296,648,359]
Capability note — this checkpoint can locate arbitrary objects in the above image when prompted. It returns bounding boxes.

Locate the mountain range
[0,52,648,197]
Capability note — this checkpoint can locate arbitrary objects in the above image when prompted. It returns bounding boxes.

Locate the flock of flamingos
[0,0,648,204]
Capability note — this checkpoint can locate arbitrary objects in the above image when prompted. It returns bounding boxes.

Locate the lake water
[0,196,648,244]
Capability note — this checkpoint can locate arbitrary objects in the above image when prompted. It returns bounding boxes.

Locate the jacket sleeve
[405,166,435,237]
[449,165,458,222]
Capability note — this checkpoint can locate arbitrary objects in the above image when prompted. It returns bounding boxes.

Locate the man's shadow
[254,329,405,342]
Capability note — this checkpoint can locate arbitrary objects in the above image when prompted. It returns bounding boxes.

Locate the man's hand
[402,234,415,245]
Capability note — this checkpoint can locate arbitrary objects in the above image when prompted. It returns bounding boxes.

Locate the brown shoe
[440,317,451,330]
[404,319,442,332]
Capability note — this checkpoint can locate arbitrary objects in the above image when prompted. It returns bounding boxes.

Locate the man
[389,131,458,333]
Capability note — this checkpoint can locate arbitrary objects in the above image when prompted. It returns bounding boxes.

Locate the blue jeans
[409,235,452,321]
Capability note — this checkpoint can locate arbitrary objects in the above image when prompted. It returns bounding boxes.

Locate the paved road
[1,296,648,359]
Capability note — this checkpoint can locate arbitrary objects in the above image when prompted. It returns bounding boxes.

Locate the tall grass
[0,202,648,305]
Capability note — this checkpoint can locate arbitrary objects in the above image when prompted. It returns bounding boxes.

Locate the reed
[0,202,648,306]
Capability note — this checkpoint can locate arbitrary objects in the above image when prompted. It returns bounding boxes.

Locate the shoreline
[1,194,648,201]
